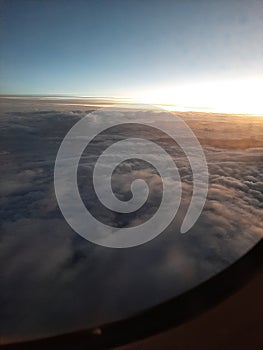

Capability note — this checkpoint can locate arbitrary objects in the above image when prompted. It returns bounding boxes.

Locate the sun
[134,78,263,115]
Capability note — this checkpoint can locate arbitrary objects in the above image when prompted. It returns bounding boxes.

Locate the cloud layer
[0,108,262,343]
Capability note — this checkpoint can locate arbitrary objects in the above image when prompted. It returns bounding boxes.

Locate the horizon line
[1,94,263,117]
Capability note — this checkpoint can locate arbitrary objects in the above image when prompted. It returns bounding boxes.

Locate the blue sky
[1,0,263,110]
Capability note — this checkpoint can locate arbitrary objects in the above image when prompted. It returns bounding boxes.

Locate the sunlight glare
[135,79,263,115]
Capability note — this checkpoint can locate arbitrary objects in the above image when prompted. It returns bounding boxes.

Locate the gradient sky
[1,0,263,112]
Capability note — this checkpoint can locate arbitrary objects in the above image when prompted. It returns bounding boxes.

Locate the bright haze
[1,0,263,114]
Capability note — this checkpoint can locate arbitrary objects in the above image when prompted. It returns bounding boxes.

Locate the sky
[1,0,263,113]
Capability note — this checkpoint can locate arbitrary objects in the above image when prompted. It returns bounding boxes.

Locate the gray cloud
[0,108,262,343]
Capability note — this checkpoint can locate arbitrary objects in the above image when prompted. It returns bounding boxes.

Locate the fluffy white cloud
[0,108,262,343]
